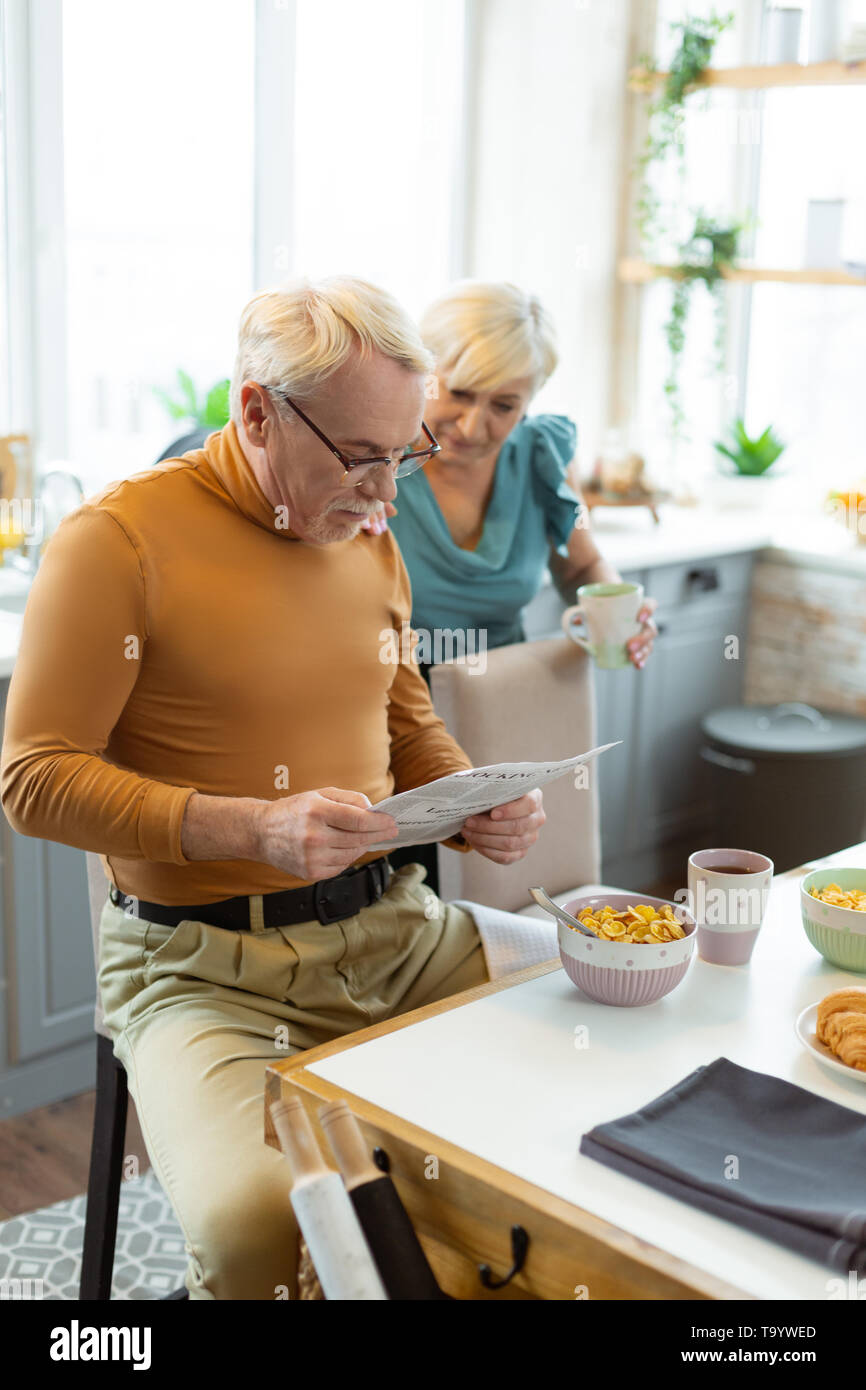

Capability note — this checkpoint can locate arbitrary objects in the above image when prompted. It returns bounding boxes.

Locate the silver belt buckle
[312,875,356,925]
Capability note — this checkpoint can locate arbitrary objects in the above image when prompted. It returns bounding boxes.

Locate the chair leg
[79,1034,129,1300]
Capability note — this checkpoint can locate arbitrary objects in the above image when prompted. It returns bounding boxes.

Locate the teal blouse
[389,414,581,652]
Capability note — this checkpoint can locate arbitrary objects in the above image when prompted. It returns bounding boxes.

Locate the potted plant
[634,10,734,246]
[151,369,231,463]
[664,216,742,439]
[708,418,786,506]
[153,369,230,430]
[633,10,741,441]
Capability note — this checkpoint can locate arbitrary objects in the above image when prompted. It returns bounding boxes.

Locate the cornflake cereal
[573,902,686,943]
[808,883,866,912]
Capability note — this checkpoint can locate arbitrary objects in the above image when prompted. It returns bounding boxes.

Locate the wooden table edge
[265,957,752,1300]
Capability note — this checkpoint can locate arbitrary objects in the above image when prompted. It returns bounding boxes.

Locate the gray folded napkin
[580,1057,866,1274]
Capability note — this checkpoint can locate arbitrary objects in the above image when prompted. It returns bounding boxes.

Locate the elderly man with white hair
[0,277,546,1300]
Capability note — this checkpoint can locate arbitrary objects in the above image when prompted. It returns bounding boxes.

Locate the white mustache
[328,501,380,517]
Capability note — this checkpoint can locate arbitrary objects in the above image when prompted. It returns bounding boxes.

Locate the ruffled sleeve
[529,414,582,556]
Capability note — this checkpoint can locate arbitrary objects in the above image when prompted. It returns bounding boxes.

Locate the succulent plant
[713,419,785,476]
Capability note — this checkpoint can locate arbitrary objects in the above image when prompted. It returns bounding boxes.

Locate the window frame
[7,0,477,483]
[2,0,67,488]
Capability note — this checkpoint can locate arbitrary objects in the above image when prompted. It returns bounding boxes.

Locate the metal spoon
[529,887,602,939]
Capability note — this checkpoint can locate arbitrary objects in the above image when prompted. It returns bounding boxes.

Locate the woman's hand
[360,502,397,536]
[626,597,658,670]
[460,789,546,865]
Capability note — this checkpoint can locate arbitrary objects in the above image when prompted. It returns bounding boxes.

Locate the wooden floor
[0,1091,151,1220]
[0,876,679,1219]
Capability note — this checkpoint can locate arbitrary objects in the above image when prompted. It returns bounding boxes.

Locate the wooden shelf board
[618,258,866,287]
[628,59,866,92]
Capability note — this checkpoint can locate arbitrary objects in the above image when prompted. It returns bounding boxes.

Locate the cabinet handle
[686,567,720,593]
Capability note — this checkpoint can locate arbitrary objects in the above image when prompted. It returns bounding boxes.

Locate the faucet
[18,468,86,576]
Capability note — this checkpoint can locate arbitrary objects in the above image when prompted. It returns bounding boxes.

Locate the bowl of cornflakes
[558,893,696,1006]
[800,869,866,973]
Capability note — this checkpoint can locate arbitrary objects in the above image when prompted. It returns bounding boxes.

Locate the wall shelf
[628,59,866,92]
[619,258,866,287]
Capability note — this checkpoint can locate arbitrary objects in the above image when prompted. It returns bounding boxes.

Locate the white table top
[308,844,866,1300]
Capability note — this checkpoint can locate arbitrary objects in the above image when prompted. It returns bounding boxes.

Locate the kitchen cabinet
[623,597,747,876]
[0,679,97,1118]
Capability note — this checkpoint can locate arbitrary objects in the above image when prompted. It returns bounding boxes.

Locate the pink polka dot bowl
[558,893,696,1007]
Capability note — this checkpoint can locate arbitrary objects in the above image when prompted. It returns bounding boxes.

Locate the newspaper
[367,742,621,851]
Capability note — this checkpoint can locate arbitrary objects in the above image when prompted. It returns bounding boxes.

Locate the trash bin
[700,702,866,874]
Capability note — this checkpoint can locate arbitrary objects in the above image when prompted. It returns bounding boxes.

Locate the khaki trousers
[97,863,488,1300]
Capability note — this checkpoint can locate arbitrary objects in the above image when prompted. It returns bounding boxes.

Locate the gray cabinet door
[594,660,641,859]
[4,829,95,1063]
[525,567,646,866]
[630,598,747,850]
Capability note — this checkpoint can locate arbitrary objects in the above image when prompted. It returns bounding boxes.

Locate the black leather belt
[109,856,393,930]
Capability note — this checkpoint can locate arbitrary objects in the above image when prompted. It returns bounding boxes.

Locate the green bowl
[801,868,866,973]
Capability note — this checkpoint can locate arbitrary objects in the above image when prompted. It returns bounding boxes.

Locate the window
[12,0,470,490]
[292,0,468,319]
[0,10,9,435]
[631,0,865,501]
[61,0,255,486]
[744,86,866,486]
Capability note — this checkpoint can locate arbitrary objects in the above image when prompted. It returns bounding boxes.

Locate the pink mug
[686,848,774,965]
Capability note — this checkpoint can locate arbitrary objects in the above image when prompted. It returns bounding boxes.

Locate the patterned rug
[0,1169,188,1300]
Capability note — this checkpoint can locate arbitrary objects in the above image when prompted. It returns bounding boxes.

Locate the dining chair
[81,852,325,1300]
[80,426,222,1296]
[80,850,189,1300]
[430,635,618,913]
[153,427,211,465]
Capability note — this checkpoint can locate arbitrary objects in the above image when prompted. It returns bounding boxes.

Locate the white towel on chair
[450,899,559,981]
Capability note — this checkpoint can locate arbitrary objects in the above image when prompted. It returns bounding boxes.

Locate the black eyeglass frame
[267,388,440,481]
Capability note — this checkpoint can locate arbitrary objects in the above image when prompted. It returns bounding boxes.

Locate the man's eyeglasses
[267,389,440,485]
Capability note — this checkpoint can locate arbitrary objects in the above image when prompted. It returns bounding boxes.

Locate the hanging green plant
[663,216,743,439]
[634,10,734,248]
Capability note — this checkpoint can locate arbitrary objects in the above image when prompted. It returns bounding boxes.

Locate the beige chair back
[86,851,112,1039]
[430,636,600,912]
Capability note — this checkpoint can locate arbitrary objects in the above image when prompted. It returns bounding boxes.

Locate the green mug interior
[578,582,640,599]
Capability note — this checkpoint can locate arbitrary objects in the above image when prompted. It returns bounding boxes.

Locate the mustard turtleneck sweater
[0,423,472,904]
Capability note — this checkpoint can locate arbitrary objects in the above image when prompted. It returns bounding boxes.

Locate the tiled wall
[744,560,866,716]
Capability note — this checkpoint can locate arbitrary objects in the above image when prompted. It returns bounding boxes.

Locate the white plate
[795,1002,866,1084]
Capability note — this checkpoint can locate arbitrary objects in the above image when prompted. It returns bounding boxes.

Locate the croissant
[816,988,866,1071]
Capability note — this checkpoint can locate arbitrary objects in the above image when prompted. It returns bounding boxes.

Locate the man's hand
[459,788,546,865]
[255,788,398,881]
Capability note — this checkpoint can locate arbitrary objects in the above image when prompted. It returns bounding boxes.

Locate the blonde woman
[366,280,657,671]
